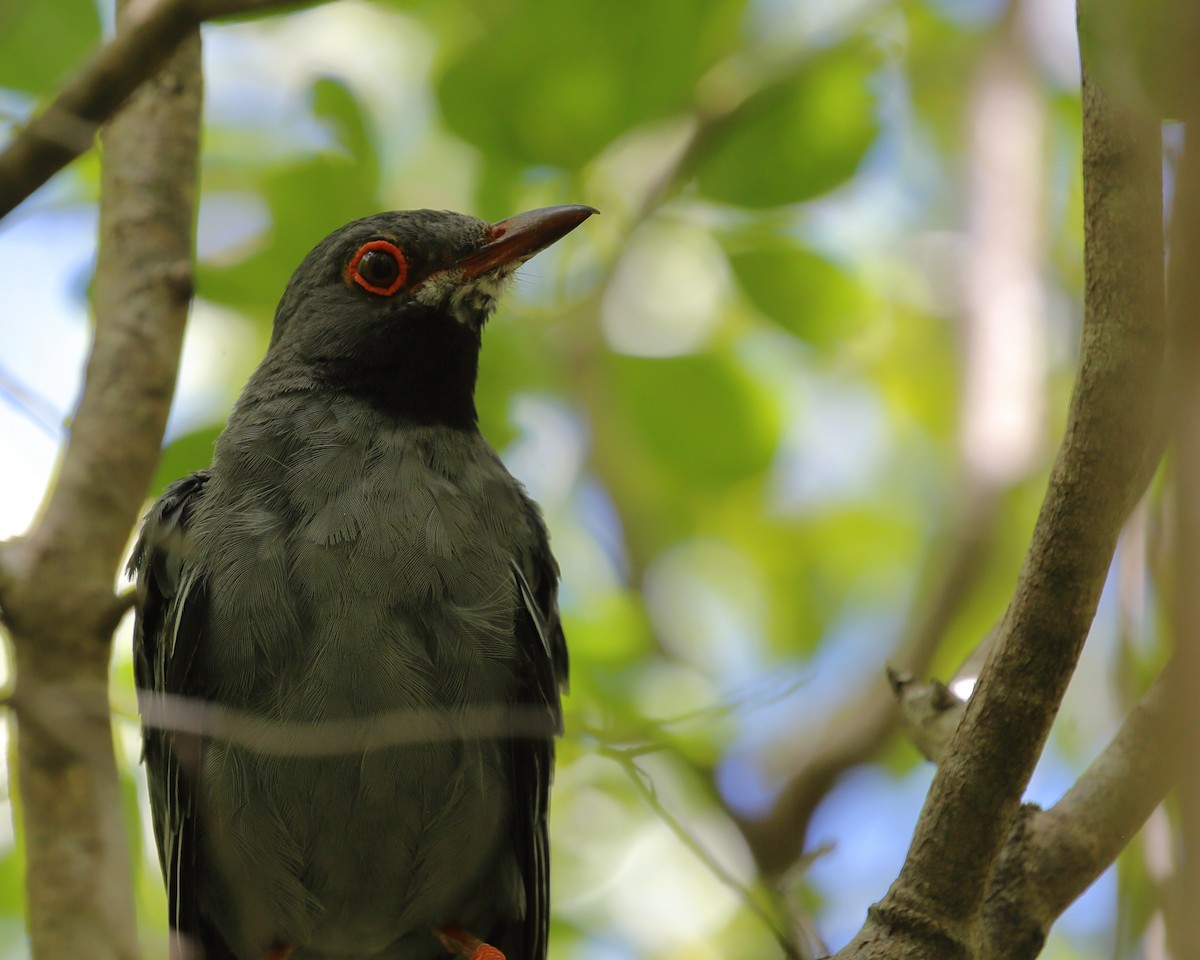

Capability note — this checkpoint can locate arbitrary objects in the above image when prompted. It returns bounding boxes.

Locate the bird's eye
[347,240,407,296]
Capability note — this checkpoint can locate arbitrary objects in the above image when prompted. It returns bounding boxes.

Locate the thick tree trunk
[0,21,202,960]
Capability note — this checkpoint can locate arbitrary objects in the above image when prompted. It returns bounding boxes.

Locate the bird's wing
[508,511,569,960]
[129,471,230,960]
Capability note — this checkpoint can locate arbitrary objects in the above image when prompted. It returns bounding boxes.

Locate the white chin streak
[414,264,518,326]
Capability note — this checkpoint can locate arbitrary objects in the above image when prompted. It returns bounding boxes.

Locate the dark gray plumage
[130,206,593,960]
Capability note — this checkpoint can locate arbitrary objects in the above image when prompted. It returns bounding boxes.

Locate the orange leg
[434,925,506,960]
[262,945,295,960]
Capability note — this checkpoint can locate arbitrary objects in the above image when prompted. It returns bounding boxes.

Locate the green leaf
[152,425,223,498]
[436,0,745,168]
[693,43,879,208]
[0,0,100,96]
[563,590,654,667]
[311,76,380,195]
[603,351,780,488]
[727,237,873,346]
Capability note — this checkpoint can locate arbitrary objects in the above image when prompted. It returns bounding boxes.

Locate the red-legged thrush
[131,205,594,960]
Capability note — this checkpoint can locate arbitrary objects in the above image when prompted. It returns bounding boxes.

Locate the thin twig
[597,742,811,960]
[0,362,64,438]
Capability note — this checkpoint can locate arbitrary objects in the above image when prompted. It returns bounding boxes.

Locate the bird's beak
[456,205,598,280]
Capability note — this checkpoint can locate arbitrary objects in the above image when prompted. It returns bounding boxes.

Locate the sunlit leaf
[727,237,873,346]
[692,43,880,208]
[436,0,745,169]
[602,350,781,487]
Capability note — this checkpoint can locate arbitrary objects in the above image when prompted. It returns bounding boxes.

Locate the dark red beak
[457,205,597,280]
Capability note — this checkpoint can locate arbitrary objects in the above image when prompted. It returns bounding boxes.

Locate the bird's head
[265,205,596,427]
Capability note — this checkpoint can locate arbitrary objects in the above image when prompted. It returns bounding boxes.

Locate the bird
[129,204,594,960]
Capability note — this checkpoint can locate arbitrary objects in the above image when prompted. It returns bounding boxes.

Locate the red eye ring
[347,240,408,296]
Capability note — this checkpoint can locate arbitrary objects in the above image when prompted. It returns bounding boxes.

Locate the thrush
[130,205,594,960]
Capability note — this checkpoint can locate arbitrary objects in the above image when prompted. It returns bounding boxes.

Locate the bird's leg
[261,944,295,960]
[433,925,505,960]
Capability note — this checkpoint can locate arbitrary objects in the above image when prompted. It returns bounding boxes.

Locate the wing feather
[130,471,233,960]
[506,502,568,960]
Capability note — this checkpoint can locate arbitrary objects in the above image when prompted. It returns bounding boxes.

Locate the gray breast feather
[194,420,532,717]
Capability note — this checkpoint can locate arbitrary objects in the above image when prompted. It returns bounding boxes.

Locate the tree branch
[0,12,203,958]
[976,667,1174,959]
[0,0,328,220]
[890,105,1200,960]
[835,19,1165,960]
[1166,118,1200,958]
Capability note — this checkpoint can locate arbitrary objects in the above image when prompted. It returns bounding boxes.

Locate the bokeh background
[0,0,1169,957]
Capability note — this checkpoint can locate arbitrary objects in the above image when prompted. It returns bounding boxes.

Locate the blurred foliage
[690,42,881,208]
[0,0,1167,957]
[438,0,745,171]
[0,0,100,97]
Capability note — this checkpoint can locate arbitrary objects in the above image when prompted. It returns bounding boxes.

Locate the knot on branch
[888,667,968,763]
[154,258,194,302]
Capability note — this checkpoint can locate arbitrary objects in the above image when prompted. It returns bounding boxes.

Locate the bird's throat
[317,307,482,429]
